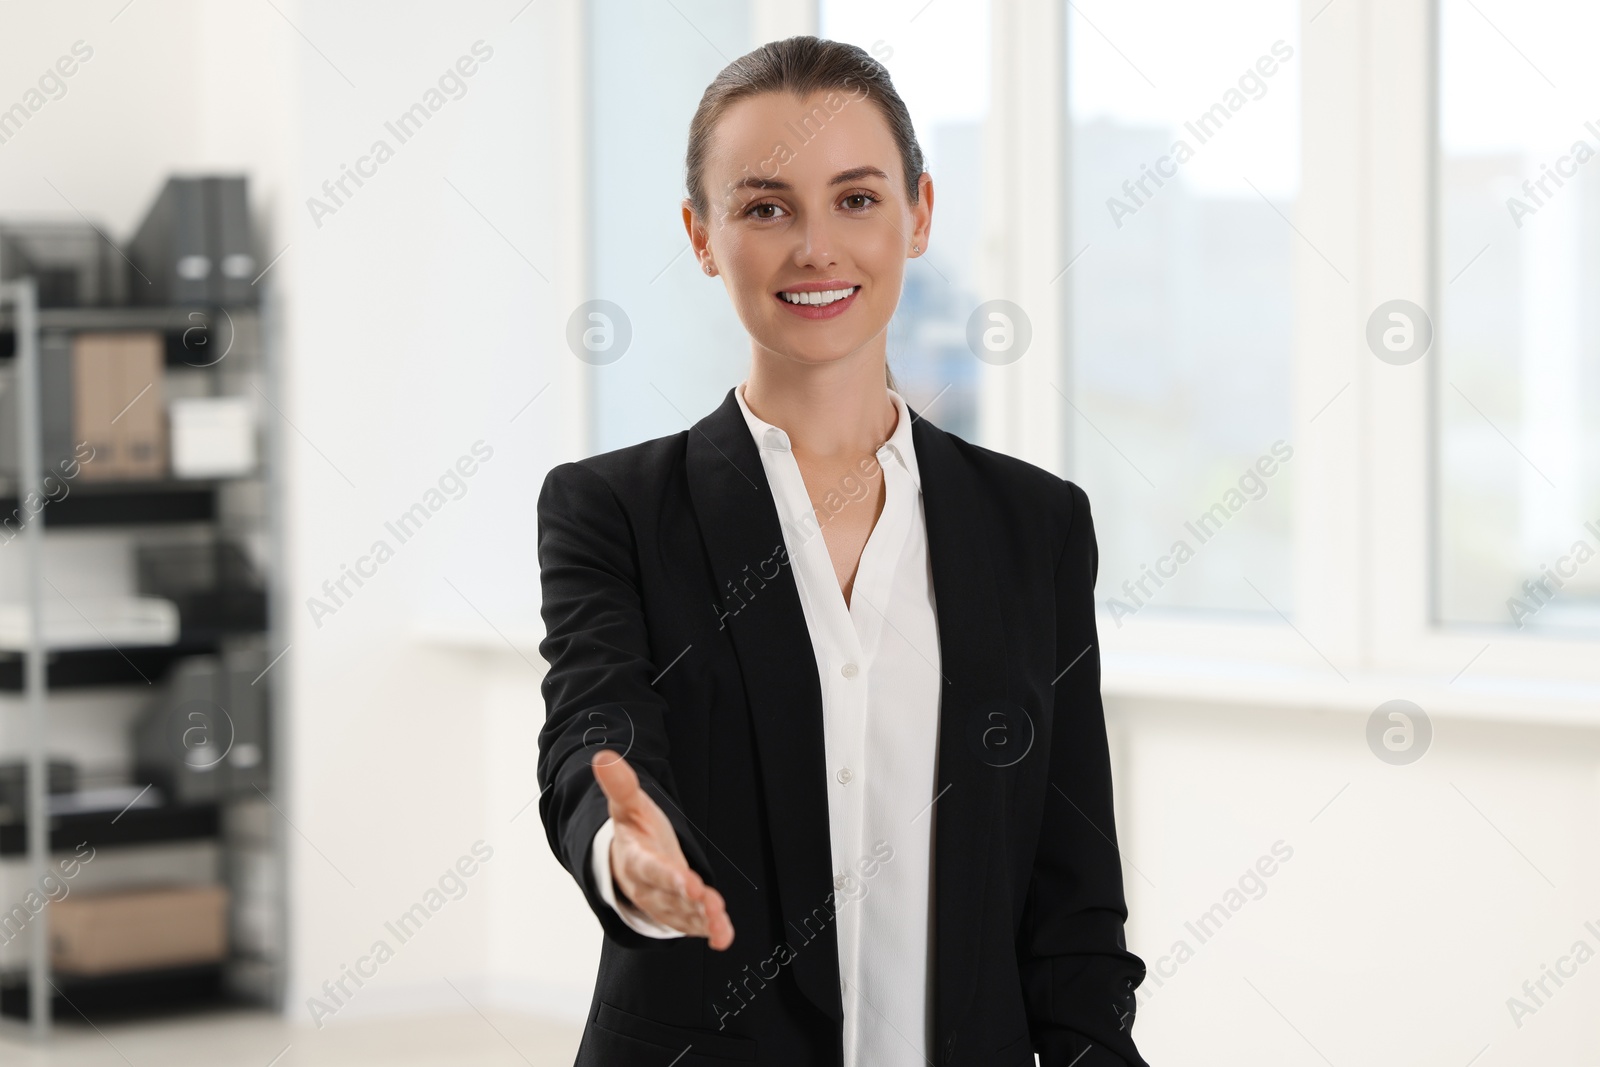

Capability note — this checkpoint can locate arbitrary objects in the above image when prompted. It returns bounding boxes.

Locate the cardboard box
[50,883,228,976]
[72,332,167,480]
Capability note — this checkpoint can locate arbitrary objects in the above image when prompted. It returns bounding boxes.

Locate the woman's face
[685,89,933,370]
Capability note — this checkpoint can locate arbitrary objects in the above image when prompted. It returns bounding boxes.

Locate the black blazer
[536,387,1149,1067]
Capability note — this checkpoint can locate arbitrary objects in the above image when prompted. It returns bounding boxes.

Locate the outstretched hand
[591,751,735,950]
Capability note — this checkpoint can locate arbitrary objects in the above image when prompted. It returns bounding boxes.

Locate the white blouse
[591,380,943,1066]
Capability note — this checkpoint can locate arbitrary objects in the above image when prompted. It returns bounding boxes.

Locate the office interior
[0,0,1596,1064]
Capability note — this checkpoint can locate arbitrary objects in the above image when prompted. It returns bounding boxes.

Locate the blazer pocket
[595,1001,758,1062]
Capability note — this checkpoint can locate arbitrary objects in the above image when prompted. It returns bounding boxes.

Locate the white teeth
[780,286,858,306]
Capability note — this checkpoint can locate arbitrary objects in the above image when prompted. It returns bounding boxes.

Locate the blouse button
[841,662,859,678]
[837,767,854,785]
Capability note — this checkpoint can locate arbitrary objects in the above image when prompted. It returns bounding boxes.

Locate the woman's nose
[793,213,838,268]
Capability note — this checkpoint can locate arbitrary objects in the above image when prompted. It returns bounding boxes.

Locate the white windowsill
[1101,651,1600,728]
[416,626,1600,730]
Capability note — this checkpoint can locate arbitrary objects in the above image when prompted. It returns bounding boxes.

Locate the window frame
[1046,0,1600,701]
[561,0,1600,711]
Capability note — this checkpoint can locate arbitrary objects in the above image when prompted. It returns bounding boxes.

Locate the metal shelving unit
[0,277,50,1038]
[0,277,285,1037]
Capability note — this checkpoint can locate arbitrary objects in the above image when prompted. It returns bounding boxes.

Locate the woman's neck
[741,349,899,462]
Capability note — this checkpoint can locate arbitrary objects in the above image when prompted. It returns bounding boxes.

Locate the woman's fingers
[689,883,735,950]
[622,838,690,898]
[615,836,735,948]
[631,883,711,935]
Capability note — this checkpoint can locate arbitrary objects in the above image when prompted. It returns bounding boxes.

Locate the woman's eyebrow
[730,165,890,193]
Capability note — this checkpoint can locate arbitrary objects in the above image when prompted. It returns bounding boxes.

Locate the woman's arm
[535,460,729,948]
[1019,479,1150,1067]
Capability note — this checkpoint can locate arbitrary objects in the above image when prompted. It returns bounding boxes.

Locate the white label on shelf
[222,254,256,279]
[177,254,212,280]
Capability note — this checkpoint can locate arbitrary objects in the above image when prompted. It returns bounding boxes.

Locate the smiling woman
[537,34,1148,1067]
[680,43,931,393]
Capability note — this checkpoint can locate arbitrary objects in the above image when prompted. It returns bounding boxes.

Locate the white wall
[1109,688,1600,1064]
[0,0,601,1029]
[267,0,597,1025]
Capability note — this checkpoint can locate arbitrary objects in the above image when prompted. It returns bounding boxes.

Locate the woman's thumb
[591,749,640,810]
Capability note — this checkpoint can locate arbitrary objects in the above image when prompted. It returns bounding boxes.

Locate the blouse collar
[734,379,922,494]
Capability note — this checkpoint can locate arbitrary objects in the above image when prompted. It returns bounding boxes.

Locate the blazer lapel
[910,411,1008,1045]
[686,388,842,1025]
[685,387,1008,1043]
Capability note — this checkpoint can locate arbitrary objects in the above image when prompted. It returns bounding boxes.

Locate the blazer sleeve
[1019,479,1151,1067]
[535,460,717,949]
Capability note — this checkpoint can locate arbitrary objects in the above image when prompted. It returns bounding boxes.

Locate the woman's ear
[910,171,934,257]
[682,198,716,276]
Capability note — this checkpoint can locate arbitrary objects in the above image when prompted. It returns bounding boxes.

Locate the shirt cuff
[591,818,687,939]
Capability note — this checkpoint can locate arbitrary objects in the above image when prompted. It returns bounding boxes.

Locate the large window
[587,0,755,453]
[575,0,1597,679]
[820,0,990,443]
[1436,0,1600,634]
[1065,0,1301,623]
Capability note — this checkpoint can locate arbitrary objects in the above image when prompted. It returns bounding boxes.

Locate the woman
[536,35,1148,1067]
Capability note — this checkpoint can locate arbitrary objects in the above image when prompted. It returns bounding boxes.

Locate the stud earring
[911,245,920,254]
[703,261,714,275]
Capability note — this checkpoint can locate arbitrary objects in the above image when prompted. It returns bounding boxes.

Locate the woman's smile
[774,280,862,320]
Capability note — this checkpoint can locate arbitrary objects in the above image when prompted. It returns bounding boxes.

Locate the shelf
[0,962,226,1021]
[0,479,228,527]
[0,305,253,367]
[2,193,280,1037]
[0,636,222,690]
[0,801,220,856]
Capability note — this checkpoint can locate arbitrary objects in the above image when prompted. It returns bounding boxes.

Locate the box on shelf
[208,177,258,306]
[133,648,269,804]
[73,331,167,481]
[0,595,178,651]
[50,883,229,977]
[168,396,255,478]
[47,783,163,817]
[135,539,267,635]
[0,221,128,308]
[127,176,257,307]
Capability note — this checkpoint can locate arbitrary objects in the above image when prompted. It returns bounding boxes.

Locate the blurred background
[0,0,1596,1063]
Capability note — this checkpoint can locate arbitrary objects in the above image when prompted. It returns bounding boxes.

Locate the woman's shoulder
[931,421,1083,503]
[540,428,691,500]
[915,419,1087,558]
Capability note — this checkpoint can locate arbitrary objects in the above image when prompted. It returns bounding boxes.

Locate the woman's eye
[745,195,878,218]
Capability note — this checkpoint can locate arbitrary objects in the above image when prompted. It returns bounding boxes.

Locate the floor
[0,1008,584,1066]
